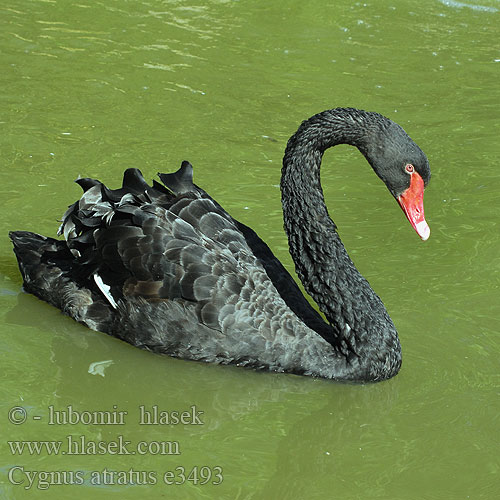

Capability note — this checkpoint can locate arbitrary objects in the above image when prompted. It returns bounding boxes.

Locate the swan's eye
[405,164,414,174]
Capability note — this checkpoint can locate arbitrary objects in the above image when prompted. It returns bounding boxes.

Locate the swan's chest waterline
[107,287,357,380]
[106,290,399,382]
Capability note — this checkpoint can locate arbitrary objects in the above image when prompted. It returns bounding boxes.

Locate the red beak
[397,172,430,241]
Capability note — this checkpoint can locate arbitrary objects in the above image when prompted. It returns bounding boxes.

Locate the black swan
[9,108,430,382]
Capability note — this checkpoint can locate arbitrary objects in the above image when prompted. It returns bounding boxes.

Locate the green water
[1,0,499,498]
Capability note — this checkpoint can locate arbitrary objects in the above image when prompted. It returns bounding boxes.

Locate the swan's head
[360,117,431,241]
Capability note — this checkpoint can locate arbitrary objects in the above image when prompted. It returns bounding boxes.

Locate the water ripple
[438,0,499,12]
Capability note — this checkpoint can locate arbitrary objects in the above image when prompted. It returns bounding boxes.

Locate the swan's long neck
[281,108,401,372]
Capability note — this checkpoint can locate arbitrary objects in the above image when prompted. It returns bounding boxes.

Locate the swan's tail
[9,231,114,332]
[9,231,62,298]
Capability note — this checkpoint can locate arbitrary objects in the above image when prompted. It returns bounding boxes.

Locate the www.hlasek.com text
[9,434,182,456]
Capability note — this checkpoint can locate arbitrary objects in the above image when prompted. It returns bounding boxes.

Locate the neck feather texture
[281,108,401,372]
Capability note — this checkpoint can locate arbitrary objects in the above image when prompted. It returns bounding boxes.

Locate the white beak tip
[416,220,430,241]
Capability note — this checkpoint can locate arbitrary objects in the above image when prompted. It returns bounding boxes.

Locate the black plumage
[9,108,431,381]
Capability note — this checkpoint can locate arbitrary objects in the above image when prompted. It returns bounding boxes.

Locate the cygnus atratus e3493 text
[10,107,431,382]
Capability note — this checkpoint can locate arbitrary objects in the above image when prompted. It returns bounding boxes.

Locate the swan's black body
[10,108,430,382]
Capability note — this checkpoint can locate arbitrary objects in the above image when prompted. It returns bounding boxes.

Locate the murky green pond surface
[1,0,499,498]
